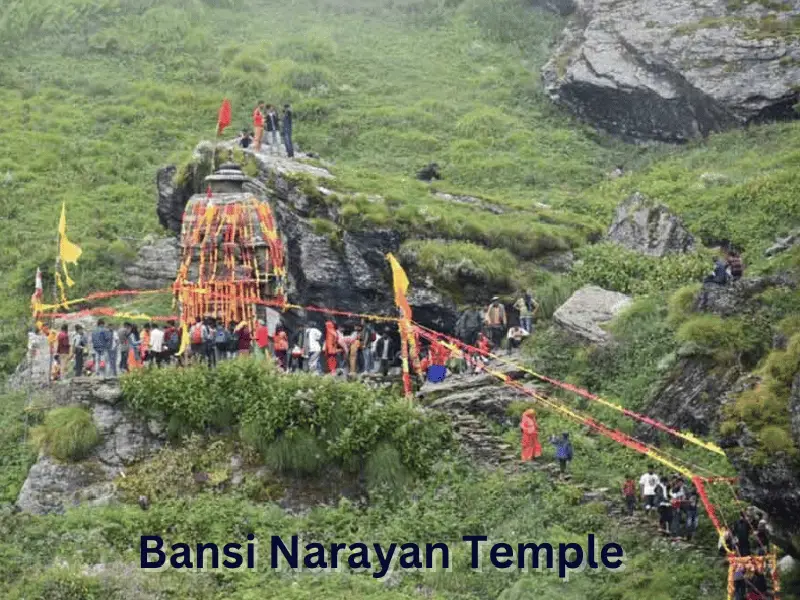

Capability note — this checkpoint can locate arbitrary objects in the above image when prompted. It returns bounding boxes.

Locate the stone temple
[173,162,287,328]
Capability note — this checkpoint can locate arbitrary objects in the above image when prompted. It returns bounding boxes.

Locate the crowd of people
[40,315,404,380]
[39,290,542,381]
[239,102,294,158]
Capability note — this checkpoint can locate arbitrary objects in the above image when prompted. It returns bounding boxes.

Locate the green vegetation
[2,0,800,597]
[121,358,453,478]
[31,406,100,462]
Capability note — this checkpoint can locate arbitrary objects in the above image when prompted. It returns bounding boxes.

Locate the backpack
[190,324,204,345]
[215,327,229,345]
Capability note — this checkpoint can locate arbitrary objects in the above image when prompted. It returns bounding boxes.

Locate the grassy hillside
[3,0,800,598]
[0,361,731,599]
[0,0,644,370]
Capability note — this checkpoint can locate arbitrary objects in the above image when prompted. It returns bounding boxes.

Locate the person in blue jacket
[550,432,573,475]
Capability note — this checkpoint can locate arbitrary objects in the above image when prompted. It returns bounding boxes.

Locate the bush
[675,314,748,363]
[760,426,795,453]
[262,431,328,477]
[31,407,100,462]
[8,568,104,600]
[667,283,701,326]
[122,358,453,479]
[364,442,410,492]
[573,243,711,295]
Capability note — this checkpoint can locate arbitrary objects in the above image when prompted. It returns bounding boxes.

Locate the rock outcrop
[122,235,180,290]
[16,378,164,515]
[607,192,695,256]
[542,0,800,141]
[553,285,632,344]
[766,228,800,258]
[151,142,459,331]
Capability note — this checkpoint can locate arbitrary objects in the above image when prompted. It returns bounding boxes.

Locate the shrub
[8,568,104,600]
[364,442,410,492]
[675,314,748,362]
[572,243,712,295]
[667,283,701,326]
[122,359,453,479]
[31,407,100,462]
[760,426,795,453]
[262,431,328,477]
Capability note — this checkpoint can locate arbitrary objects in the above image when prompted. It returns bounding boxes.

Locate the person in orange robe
[520,408,542,461]
[324,321,339,375]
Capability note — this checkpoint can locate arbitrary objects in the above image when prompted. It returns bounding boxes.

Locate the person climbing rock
[266,105,280,154]
[520,409,542,462]
[282,104,294,158]
[620,474,636,516]
[513,290,538,334]
[550,432,573,475]
[727,249,743,281]
[324,320,339,375]
[376,326,393,376]
[484,296,507,349]
[253,102,265,152]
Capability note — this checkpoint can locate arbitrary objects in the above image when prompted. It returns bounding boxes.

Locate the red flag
[217,99,232,136]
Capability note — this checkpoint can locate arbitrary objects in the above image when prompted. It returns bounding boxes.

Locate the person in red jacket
[273,326,289,371]
[324,321,339,375]
[254,319,270,359]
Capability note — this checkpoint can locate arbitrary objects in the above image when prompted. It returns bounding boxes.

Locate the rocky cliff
[542,0,800,141]
[132,141,458,331]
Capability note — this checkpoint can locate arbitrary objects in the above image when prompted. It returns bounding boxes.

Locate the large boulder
[17,378,164,515]
[607,192,694,256]
[542,0,800,142]
[122,235,180,290]
[553,285,632,344]
[155,142,460,332]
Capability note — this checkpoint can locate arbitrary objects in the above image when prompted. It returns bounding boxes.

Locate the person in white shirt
[149,324,165,368]
[639,466,660,514]
[304,323,322,374]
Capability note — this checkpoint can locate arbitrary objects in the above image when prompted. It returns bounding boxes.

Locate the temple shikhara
[172,162,287,328]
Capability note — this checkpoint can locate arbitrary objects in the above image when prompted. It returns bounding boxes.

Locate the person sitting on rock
[726,249,743,282]
[506,326,530,355]
[239,129,253,149]
[703,257,729,286]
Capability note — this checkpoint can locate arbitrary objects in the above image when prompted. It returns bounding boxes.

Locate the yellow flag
[58,202,82,286]
[176,323,189,357]
[386,253,409,298]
